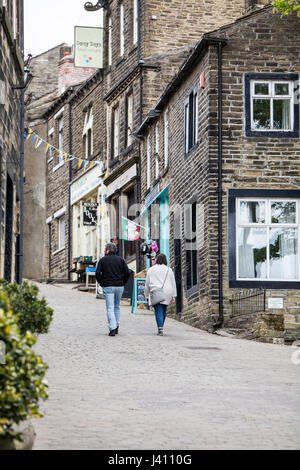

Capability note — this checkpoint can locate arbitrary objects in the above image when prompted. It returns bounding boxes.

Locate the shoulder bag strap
[161,268,170,289]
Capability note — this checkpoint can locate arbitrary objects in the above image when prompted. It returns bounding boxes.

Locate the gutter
[213,40,225,329]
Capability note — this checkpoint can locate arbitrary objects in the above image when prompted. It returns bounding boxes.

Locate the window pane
[271,201,296,224]
[275,83,289,96]
[239,201,265,224]
[273,99,291,130]
[254,82,269,95]
[269,228,298,279]
[253,99,271,129]
[238,228,267,279]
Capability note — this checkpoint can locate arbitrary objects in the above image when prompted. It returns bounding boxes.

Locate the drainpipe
[138,0,143,125]
[213,41,224,329]
[68,96,73,280]
[18,5,25,284]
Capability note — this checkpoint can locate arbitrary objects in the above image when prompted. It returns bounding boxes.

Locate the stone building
[137,4,300,343]
[24,46,97,279]
[0,0,24,282]
[99,0,256,273]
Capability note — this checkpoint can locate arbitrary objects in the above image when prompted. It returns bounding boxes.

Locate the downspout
[213,41,224,329]
[18,3,25,284]
[68,96,73,280]
[137,0,142,271]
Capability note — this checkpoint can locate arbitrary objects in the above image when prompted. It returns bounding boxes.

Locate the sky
[24,0,103,57]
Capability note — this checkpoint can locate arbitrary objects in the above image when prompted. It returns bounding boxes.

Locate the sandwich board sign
[74,26,104,69]
[131,278,148,314]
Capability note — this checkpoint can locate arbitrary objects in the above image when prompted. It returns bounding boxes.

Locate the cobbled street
[32,282,300,450]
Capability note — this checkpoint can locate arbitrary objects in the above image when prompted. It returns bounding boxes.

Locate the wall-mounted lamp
[84,0,110,12]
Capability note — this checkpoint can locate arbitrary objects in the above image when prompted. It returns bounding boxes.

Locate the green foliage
[272,0,300,18]
[0,292,48,441]
[0,280,53,335]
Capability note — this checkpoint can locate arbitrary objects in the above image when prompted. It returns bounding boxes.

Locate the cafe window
[245,73,299,137]
[229,189,300,288]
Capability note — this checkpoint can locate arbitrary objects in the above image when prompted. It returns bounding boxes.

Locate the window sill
[184,141,200,160]
[53,160,64,172]
[185,284,199,298]
[245,129,299,138]
[161,166,169,178]
[128,45,138,56]
[109,157,119,168]
[121,143,134,158]
[116,56,125,66]
[52,247,65,256]
[229,280,300,289]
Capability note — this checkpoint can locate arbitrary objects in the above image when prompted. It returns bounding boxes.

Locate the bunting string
[24,127,103,172]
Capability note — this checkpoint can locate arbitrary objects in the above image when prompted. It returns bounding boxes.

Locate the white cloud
[25,0,103,57]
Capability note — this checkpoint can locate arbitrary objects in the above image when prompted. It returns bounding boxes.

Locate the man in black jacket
[96,243,130,336]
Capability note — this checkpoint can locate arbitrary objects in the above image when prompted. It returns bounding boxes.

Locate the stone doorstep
[0,422,36,451]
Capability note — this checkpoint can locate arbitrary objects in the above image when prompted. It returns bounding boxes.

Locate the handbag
[150,268,169,306]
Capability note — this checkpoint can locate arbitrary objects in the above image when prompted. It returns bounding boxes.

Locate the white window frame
[147,134,151,189]
[58,116,64,162]
[108,16,112,66]
[133,0,138,45]
[236,197,300,282]
[58,215,66,251]
[126,92,133,147]
[250,80,294,132]
[82,107,94,158]
[155,122,159,180]
[120,2,125,57]
[164,109,169,169]
[112,104,120,159]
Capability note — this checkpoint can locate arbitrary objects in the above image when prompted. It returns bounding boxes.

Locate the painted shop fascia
[137,5,300,343]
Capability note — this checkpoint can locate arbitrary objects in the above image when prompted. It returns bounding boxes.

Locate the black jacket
[96,254,131,287]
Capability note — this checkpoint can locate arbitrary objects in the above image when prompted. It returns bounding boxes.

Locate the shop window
[124,188,136,259]
[184,200,198,292]
[184,88,198,154]
[245,73,299,137]
[83,107,93,159]
[228,189,300,288]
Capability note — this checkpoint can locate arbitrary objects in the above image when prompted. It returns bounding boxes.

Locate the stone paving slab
[32,283,300,450]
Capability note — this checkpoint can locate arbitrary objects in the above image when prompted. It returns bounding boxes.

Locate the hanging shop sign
[74,26,104,69]
[82,202,98,226]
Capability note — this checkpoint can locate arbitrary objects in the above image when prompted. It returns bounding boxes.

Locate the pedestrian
[96,243,130,336]
[144,253,177,336]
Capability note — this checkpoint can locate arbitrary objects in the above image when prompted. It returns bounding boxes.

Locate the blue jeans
[102,286,124,332]
[154,304,167,329]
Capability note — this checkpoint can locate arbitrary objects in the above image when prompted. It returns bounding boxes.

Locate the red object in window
[200,72,205,88]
